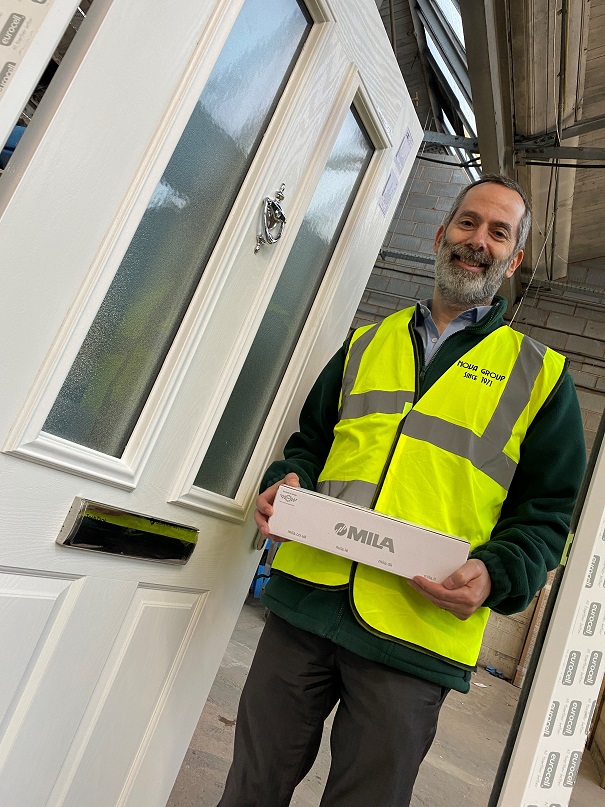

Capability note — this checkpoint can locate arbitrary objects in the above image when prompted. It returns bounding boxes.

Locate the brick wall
[353,156,469,328]
[511,291,605,453]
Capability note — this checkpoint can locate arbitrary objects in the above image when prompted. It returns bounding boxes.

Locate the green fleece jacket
[260,298,587,692]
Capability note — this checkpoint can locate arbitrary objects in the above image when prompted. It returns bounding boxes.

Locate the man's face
[433,183,525,308]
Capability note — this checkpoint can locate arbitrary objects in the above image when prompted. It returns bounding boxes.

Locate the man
[218,175,586,807]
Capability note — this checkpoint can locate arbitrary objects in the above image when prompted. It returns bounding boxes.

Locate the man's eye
[493,231,508,240]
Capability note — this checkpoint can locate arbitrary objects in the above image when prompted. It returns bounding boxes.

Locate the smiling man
[217,175,586,807]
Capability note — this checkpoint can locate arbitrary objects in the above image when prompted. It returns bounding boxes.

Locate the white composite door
[0,1,421,805]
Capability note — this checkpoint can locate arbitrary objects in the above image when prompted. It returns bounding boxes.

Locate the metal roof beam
[457,0,513,176]
[562,114,605,140]
[458,0,519,307]
[422,131,479,151]
[513,114,605,148]
[415,0,471,99]
[516,145,605,163]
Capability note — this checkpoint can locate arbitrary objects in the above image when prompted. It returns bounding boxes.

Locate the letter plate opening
[56,498,198,564]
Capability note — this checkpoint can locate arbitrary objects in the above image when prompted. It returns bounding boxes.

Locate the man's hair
[441,174,532,253]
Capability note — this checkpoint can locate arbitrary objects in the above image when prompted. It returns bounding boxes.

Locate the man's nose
[465,225,489,252]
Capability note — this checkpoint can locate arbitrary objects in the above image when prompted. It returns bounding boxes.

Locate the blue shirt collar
[414,299,494,328]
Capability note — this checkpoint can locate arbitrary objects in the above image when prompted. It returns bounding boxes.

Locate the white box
[268,485,470,583]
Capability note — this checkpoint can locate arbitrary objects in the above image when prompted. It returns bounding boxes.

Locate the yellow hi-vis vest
[272,306,567,667]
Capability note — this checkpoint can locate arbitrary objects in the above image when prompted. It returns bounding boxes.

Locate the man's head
[433,174,531,309]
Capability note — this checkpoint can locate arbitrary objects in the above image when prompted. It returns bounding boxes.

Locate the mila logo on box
[334,523,394,553]
[540,752,560,788]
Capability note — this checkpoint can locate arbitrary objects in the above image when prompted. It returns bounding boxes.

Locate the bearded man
[217,175,586,807]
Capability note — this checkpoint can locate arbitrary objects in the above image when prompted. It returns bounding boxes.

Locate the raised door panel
[0,577,136,807]
[47,588,207,807]
[0,573,75,725]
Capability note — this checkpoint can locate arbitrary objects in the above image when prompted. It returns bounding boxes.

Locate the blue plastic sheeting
[0,124,25,168]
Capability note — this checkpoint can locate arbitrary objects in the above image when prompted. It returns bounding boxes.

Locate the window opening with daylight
[414,0,480,177]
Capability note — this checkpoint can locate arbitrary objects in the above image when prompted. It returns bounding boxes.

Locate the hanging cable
[520,160,605,168]
[416,153,481,168]
[509,214,556,326]
[548,0,569,279]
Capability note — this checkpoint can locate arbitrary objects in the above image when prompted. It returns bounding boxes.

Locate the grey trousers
[217,613,448,807]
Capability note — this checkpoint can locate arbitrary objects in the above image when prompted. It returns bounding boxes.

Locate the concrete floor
[168,599,605,807]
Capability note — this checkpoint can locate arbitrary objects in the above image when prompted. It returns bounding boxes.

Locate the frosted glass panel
[195,109,373,497]
[43,0,311,456]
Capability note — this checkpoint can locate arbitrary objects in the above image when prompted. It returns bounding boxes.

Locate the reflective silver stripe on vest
[341,326,414,419]
[400,335,550,490]
[341,389,415,420]
[317,479,376,507]
[401,410,517,489]
[482,335,547,446]
[330,330,552,495]
[339,327,378,416]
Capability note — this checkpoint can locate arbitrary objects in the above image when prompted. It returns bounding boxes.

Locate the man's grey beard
[434,238,514,308]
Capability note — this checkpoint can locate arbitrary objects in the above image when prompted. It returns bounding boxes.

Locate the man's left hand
[409,559,491,621]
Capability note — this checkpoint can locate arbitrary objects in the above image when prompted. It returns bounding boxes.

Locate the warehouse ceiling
[378,0,605,298]
[5,1,603,301]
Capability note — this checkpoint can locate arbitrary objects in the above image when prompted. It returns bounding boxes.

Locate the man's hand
[408,559,491,620]
[254,473,300,539]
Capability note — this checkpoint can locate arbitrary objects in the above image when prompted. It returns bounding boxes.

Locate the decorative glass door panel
[194,108,373,497]
[42,0,311,457]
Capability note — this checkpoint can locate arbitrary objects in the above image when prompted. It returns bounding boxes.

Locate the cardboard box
[268,485,470,583]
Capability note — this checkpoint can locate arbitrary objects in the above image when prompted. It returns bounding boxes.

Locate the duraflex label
[540,752,560,788]
[1,13,25,47]
[562,650,581,685]
[563,751,582,787]
[543,701,559,737]
[562,700,582,736]
[585,555,600,588]
[583,601,602,636]
[584,650,603,685]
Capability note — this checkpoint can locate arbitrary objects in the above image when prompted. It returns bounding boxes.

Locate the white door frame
[497,426,605,806]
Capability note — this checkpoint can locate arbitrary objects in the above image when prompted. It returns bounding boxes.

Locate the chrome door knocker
[254,183,287,253]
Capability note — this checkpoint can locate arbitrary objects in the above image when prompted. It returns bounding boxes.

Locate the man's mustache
[448,244,493,269]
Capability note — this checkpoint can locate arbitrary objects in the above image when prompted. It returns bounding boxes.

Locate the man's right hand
[254,473,300,539]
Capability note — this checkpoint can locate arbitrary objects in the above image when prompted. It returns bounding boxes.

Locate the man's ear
[504,249,524,279]
[433,224,445,254]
